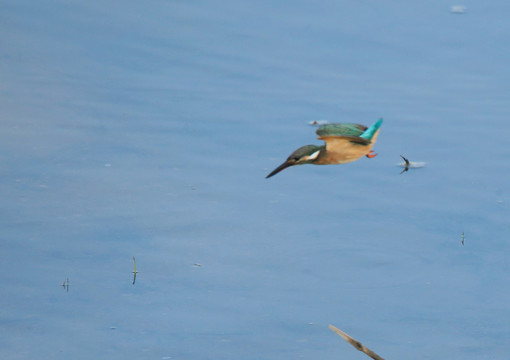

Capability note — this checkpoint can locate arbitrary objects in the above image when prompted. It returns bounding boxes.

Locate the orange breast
[315,130,380,165]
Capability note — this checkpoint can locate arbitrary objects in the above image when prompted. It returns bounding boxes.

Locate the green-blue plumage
[315,123,366,138]
[360,118,383,140]
[287,145,322,161]
[315,118,383,141]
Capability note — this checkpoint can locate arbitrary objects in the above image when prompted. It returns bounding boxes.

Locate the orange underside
[314,130,380,165]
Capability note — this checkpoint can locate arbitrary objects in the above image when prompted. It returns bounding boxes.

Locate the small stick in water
[132,256,138,285]
[329,324,385,360]
[61,278,70,292]
[400,155,410,174]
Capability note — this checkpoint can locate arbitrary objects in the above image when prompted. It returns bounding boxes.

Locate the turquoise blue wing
[315,123,366,137]
[360,118,383,140]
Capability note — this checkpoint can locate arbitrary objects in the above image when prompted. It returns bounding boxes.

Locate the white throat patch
[306,150,320,160]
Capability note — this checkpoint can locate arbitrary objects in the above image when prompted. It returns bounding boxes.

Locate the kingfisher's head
[266,145,322,178]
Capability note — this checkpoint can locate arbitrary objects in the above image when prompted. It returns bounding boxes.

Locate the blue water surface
[1,1,509,359]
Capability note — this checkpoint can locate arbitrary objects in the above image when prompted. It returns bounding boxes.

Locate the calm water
[1,1,510,359]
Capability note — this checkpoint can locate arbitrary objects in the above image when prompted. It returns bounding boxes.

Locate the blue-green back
[315,123,366,137]
[316,119,383,141]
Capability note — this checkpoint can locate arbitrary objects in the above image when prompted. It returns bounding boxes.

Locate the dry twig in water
[329,324,385,360]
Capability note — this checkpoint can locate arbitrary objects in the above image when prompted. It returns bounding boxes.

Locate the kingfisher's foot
[366,150,377,158]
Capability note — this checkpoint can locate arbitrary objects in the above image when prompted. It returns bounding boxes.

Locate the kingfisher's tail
[360,118,383,140]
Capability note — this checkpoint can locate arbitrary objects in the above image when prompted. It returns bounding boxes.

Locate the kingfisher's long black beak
[266,161,294,178]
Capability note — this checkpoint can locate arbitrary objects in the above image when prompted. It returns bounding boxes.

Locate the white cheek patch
[307,150,320,160]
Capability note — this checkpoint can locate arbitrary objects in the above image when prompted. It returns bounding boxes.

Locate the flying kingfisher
[266,118,383,178]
